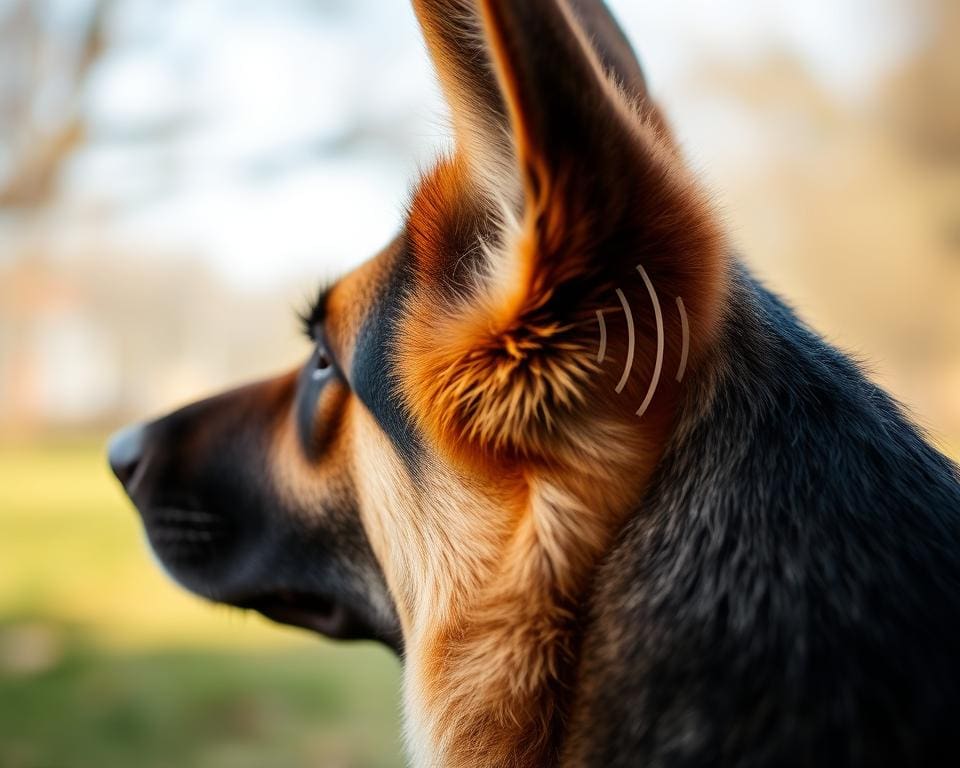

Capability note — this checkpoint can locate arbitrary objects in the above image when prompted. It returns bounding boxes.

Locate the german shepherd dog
[108,1,960,765]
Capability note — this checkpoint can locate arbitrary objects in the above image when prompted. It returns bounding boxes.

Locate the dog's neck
[394,442,668,767]
[355,260,729,766]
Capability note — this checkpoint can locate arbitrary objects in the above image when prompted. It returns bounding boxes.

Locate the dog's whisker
[152,508,218,523]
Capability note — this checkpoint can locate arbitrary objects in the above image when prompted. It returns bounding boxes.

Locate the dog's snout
[108,423,147,487]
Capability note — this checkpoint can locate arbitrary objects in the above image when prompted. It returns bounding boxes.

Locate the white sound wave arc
[635,264,664,418]
[675,296,689,383]
[595,309,607,364]
[613,289,635,394]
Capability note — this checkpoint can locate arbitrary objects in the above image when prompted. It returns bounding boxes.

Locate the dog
[108,1,960,766]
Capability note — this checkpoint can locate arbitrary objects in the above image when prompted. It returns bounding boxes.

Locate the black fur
[351,235,424,468]
[568,265,960,767]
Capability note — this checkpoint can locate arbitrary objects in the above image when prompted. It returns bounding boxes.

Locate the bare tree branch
[0,0,114,207]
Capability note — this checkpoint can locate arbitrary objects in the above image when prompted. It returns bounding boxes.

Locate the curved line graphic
[675,296,689,383]
[635,264,664,417]
[595,309,607,364]
[614,289,634,394]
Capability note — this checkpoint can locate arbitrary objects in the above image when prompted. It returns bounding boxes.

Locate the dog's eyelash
[297,283,333,341]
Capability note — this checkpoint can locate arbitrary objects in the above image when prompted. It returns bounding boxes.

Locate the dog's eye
[311,348,332,381]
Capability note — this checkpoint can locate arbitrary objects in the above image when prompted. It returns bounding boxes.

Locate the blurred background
[1,0,957,766]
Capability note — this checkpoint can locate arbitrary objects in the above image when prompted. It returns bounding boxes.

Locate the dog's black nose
[108,423,146,487]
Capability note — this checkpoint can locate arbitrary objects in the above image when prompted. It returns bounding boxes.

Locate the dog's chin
[134,506,401,651]
[231,591,367,641]
[137,521,352,639]
[243,592,347,637]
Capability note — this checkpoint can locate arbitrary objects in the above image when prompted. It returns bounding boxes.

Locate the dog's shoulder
[563,270,960,767]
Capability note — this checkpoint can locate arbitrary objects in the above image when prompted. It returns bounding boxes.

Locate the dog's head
[110,0,726,677]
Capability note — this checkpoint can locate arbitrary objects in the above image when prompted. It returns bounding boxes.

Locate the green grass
[0,621,403,768]
[0,440,404,768]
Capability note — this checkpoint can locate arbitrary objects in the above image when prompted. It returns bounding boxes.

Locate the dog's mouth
[136,506,348,637]
[232,591,359,640]
[130,500,402,651]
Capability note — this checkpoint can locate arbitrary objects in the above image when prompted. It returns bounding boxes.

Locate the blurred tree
[0,0,113,207]
[681,0,959,441]
[884,0,960,163]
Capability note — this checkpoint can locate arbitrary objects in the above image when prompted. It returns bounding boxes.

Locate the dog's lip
[231,590,352,638]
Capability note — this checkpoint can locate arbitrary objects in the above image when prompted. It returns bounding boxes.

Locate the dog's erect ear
[401,0,726,464]
[411,0,671,195]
